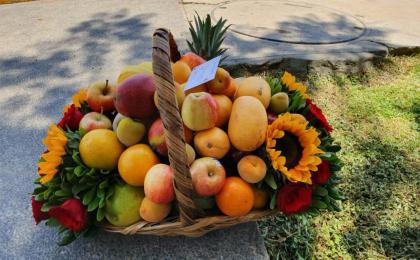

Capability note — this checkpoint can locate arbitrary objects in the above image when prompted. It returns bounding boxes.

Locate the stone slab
[181,0,420,65]
[0,0,268,259]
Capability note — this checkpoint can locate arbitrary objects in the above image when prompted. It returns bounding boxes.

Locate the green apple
[270,92,289,113]
[112,113,127,131]
[105,183,144,227]
[116,118,146,146]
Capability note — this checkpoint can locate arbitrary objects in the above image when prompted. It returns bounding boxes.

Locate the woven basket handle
[152,28,200,225]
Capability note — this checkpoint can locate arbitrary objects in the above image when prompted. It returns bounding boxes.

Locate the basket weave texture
[105,28,277,236]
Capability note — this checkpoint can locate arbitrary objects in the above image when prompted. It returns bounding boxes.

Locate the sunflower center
[275,131,302,169]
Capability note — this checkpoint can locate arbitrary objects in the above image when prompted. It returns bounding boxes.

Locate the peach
[180,51,206,69]
[190,157,226,196]
[144,164,174,204]
[212,95,232,127]
[185,143,196,166]
[172,60,191,84]
[252,187,269,209]
[87,80,116,112]
[235,76,271,108]
[237,155,267,183]
[154,82,185,110]
[115,74,156,119]
[184,83,208,96]
[224,77,238,98]
[139,197,171,223]
[207,68,231,94]
[181,92,218,131]
[194,127,230,159]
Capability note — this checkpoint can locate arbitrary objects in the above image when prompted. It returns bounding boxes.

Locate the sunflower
[38,125,67,184]
[266,113,324,184]
[63,89,87,113]
[281,71,310,99]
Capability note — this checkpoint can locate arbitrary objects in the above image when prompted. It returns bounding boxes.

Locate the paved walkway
[0,0,419,259]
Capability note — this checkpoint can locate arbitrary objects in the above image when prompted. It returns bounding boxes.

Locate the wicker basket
[105,28,277,237]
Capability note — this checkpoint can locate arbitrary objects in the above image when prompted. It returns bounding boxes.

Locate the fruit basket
[31,18,343,245]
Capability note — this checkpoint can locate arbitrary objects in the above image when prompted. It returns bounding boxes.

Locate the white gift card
[183,56,221,92]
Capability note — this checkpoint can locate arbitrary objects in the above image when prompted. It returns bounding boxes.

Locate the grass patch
[258,55,420,259]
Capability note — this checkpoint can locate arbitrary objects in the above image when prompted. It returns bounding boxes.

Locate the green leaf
[269,192,277,210]
[74,166,84,177]
[99,180,109,189]
[264,173,278,190]
[313,187,328,197]
[312,199,328,209]
[41,202,54,212]
[88,197,100,212]
[58,229,76,246]
[55,189,71,197]
[328,188,346,200]
[45,218,60,227]
[82,187,96,206]
[35,192,45,201]
[96,207,105,222]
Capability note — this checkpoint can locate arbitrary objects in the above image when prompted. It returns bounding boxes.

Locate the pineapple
[187,13,230,61]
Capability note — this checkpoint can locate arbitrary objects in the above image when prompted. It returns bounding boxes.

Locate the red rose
[31,197,49,224]
[277,183,312,215]
[305,99,333,133]
[49,198,88,232]
[57,104,84,131]
[311,160,331,185]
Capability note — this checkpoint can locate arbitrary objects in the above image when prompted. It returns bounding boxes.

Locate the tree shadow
[0,8,153,129]
[341,137,419,258]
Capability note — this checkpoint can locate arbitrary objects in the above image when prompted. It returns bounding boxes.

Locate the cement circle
[212,0,366,44]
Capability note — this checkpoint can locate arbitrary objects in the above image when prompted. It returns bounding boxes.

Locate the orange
[79,129,124,170]
[194,127,230,159]
[118,144,159,186]
[237,155,267,183]
[216,177,255,217]
[252,187,269,209]
[172,60,191,84]
[212,94,232,127]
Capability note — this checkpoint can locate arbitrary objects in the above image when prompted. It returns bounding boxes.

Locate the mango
[117,62,153,85]
[228,96,268,152]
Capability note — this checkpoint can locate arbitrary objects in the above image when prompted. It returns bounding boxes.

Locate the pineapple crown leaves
[187,12,231,62]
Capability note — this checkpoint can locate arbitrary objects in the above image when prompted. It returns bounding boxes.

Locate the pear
[105,183,144,226]
[270,92,289,113]
[116,118,146,147]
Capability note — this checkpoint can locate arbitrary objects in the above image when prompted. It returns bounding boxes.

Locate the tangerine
[216,176,255,217]
[172,60,191,84]
[252,187,269,209]
[118,144,159,186]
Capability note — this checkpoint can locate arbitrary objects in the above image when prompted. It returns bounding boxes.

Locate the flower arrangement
[31,19,343,245]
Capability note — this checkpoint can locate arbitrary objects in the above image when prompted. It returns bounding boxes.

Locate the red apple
[87,80,116,112]
[148,118,194,156]
[115,74,156,119]
[144,164,174,204]
[79,112,112,132]
[190,157,226,196]
[181,92,218,131]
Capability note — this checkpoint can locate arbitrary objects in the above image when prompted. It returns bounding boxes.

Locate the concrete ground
[0,0,419,259]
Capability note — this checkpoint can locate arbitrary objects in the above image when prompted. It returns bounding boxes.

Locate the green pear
[105,183,144,227]
[270,92,289,113]
[116,118,146,146]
